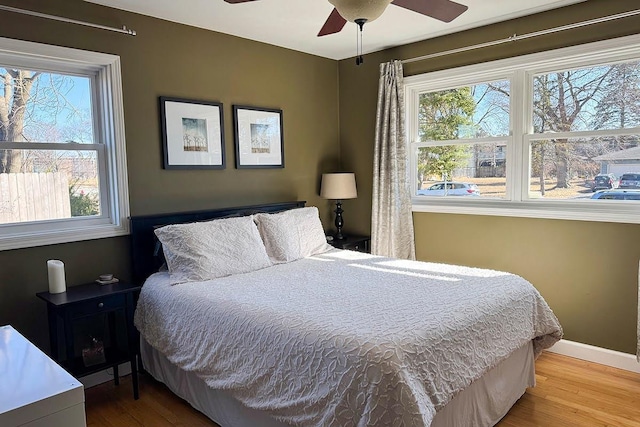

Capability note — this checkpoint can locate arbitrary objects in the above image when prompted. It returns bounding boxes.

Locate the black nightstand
[328,234,371,253]
[37,281,141,399]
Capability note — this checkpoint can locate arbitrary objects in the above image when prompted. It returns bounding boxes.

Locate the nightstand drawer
[328,235,371,253]
[68,294,125,319]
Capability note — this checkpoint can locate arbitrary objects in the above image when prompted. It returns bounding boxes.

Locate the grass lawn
[420,177,593,199]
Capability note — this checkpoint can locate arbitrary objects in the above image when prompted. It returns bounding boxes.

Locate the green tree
[69,185,99,217]
[417,88,475,183]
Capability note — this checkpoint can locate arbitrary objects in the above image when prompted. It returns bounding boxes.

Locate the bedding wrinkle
[135,251,562,426]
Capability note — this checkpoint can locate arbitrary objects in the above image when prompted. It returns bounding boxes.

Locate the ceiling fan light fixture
[329,0,392,23]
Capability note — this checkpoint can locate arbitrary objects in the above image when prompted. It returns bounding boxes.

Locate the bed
[131,201,562,427]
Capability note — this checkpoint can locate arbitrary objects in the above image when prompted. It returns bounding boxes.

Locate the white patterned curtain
[371,61,415,260]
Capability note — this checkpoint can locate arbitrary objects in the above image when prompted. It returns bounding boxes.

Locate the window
[0,37,129,250]
[406,34,640,223]
[413,80,510,200]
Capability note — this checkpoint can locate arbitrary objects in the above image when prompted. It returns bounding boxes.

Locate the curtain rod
[401,9,640,65]
[0,4,136,36]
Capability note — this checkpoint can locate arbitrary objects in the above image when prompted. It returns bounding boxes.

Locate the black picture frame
[233,105,284,169]
[160,96,225,170]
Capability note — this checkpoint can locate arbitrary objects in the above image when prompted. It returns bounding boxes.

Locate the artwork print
[160,97,225,170]
[233,105,284,169]
[182,118,209,152]
[250,123,271,154]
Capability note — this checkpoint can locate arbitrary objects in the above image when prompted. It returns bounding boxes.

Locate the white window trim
[405,33,640,224]
[0,37,130,250]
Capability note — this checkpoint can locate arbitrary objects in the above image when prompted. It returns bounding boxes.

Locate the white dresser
[0,325,86,427]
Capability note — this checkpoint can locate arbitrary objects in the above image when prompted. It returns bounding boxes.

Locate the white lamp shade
[329,0,392,23]
[321,173,358,200]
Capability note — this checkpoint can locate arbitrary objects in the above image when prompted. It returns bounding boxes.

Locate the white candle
[47,260,66,294]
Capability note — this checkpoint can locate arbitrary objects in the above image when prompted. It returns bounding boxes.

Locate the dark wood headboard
[130,201,306,283]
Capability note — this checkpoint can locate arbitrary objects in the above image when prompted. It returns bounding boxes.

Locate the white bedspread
[135,250,562,426]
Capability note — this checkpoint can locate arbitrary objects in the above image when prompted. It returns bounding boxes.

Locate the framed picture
[160,96,225,169]
[233,105,284,169]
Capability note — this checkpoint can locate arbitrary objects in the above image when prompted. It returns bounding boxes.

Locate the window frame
[405,33,640,224]
[0,37,129,250]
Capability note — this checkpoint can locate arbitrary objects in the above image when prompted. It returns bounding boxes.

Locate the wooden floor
[85,352,640,426]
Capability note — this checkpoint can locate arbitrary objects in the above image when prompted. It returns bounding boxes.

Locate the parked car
[590,189,640,200]
[618,173,640,189]
[417,182,480,196]
[591,173,618,192]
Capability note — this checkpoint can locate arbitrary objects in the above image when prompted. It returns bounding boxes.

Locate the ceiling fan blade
[392,0,468,23]
[223,0,260,3]
[318,8,347,37]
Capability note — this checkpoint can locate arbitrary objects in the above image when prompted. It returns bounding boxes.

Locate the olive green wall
[2,0,639,356]
[0,0,340,350]
[339,0,640,353]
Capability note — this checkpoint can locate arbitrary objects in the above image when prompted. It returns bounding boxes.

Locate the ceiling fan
[223,0,468,37]
[224,0,467,65]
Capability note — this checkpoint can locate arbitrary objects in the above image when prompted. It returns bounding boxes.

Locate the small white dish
[95,277,119,285]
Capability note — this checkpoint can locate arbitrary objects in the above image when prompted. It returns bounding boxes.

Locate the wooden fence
[0,172,71,224]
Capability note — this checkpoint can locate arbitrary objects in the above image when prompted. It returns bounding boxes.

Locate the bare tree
[592,61,640,148]
[0,70,40,173]
[1,68,90,174]
[533,67,612,188]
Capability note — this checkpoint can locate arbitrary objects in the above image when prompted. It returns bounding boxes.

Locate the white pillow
[254,207,332,263]
[154,216,272,284]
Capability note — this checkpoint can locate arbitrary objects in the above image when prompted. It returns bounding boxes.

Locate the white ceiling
[85,0,586,60]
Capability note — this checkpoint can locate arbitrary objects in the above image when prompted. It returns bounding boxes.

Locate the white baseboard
[79,362,131,389]
[546,339,640,374]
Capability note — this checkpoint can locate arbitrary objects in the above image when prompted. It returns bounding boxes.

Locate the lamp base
[334,200,345,240]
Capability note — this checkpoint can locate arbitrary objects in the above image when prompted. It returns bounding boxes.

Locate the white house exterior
[593,146,640,176]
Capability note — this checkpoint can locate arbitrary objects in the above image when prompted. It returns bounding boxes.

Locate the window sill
[0,220,130,251]
[411,198,640,224]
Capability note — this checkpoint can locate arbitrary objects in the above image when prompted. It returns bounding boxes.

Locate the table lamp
[320,173,357,240]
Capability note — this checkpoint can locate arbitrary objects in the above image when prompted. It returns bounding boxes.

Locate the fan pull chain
[355,19,366,66]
